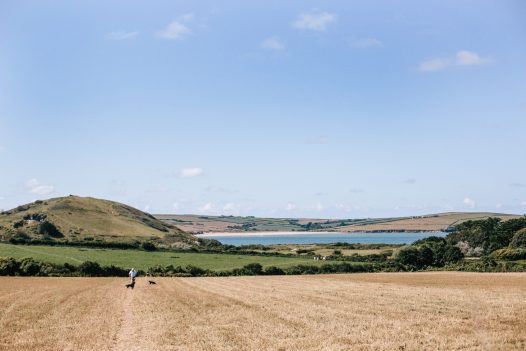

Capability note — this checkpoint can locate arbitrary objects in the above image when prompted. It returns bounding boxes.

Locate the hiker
[129,268,138,283]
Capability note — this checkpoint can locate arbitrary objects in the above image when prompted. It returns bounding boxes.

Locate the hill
[0,196,196,248]
[156,212,522,233]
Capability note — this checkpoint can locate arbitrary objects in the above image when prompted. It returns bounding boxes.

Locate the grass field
[0,243,331,271]
[1,273,525,350]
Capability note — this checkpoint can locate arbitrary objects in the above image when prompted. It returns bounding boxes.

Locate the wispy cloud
[510,183,524,188]
[179,168,203,178]
[418,50,492,72]
[463,197,476,209]
[26,178,54,195]
[261,36,285,51]
[293,11,336,31]
[403,179,416,184]
[349,37,383,48]
[157,21,191,40]
[106,31,139,40]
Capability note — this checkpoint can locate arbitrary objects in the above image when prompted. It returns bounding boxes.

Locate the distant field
[0,243,330,271]
[156,212,522,233]
[1,273,525,350]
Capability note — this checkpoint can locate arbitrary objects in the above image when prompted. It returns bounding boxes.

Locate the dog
[148,280,157,285]
[125,281,135,289]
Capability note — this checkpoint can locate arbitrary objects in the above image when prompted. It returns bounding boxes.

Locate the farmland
[157,212,521,233]
[0,243,331,271]
[1,273,525,350]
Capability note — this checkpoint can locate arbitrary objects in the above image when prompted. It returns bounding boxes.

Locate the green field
[0,243,334,271]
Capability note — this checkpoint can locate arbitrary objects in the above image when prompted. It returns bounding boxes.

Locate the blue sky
[1,0,525,218]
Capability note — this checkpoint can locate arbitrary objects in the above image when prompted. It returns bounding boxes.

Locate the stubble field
[1,272,525,351]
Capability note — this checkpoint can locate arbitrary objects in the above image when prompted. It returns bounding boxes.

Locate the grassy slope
[0,243,335,271]
[156,212,522,233]
[0,196,195,246]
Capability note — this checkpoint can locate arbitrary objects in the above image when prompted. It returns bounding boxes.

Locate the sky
[1,0,525,218]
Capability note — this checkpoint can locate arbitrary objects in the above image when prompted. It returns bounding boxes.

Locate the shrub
[490,248,526,261]
[0,257,20,275]
[264,266,285,275]
[510,228,526,249]
[38,221,63,238]
[141,242,157,251]
[78,261,104,276]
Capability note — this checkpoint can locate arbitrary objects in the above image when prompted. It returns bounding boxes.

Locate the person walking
[129,268,137,284]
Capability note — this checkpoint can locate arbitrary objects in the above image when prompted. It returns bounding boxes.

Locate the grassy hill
[157,212,522,233]
[0,196,196,248]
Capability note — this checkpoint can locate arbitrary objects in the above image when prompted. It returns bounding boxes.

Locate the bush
[38,221,63,238]
[0,257,20,275]
[78,261,104,276]
[490,248,526,261]
[141,242,157,251]
[510,228,526,249]
[264,266,285,275]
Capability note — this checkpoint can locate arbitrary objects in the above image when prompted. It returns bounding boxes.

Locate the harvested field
[1,273,525,350]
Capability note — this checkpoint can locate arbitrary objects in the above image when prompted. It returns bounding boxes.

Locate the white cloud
[172,202,180,211]
[418,58,451,72]
[157,21,191,40]
[261,36,284,50]
[349,188,364,193]
[463,197,476,209]
[496,203,503,209]
[107,31,139,40]
[418,50,491,72]
[293,11,336,31]
[315,202,324,211]
[179,168,203,178]
[521,201,526,207]
[285,203,297,211]
[350,38,383,48]
[144,205,151,212]
[26,178,54,196]
[455,50,490,66]
[403,179,416,184]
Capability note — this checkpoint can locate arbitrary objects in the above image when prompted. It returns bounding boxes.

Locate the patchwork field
[157,212,521,233]
[1,273,525,350]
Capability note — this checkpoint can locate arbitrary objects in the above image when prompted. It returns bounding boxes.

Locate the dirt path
[0,273,525,351]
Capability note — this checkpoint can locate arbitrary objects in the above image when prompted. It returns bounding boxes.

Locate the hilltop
[0,196,196,248]
[156,212,522,233]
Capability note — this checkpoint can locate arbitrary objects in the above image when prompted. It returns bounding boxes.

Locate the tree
[38,221,63,238]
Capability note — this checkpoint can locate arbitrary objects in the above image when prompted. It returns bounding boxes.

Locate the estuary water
[196,231,446,246]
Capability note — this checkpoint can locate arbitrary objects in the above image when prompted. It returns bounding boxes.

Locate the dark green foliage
[0,257,128,277]
[78,261,105,276]
[232,263,263,276]
[264,266,285,275]
[490,248,526,260]
[510,228,526,249]
[0,257,20,275]
[446,217,526,253]
[396,239,463,269]
[141,242,157,251]
[38,221,63,238]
